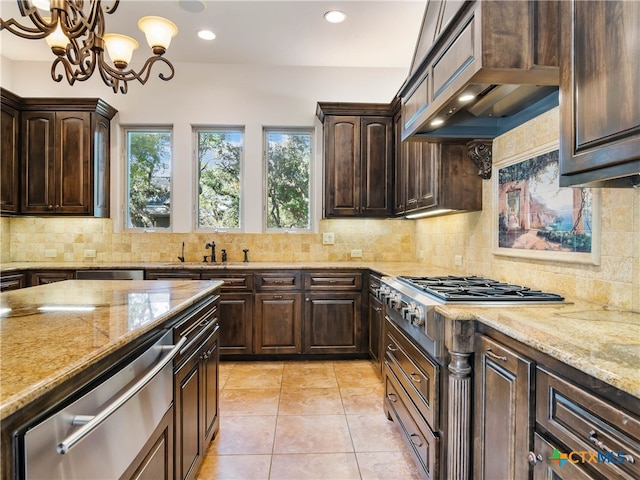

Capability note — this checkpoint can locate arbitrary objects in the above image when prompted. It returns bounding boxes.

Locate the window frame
[122,125,174,232]
[263,127,314,233]
[193,125,245,233]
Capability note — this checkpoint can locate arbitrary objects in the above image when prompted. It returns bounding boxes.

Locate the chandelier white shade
[0,0,179,94]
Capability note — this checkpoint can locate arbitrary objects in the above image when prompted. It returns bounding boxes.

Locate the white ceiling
[0,1,427,70]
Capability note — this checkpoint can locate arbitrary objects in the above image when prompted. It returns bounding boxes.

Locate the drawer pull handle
[409,372,421,383]
[409,433,424,447]
[387,344,398,352]
[486,349,508,362]
[387,393,398,403]
[272,295,284,299]
[374,306,382,312]
[589,430,635,464]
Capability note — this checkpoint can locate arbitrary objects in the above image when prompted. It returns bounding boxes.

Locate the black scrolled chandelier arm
[1,1,57,38]
[51,33,97,85]
[96,54,175,94]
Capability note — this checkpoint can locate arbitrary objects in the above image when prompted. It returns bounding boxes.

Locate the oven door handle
[57,335,187,455]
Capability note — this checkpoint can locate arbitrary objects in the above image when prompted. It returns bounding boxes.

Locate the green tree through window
[126,129,172,228]
[265,130,312,230]
[197,129,242,229]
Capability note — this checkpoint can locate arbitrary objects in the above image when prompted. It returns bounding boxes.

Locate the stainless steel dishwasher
[19,329,185,480]
[75,269,144,280]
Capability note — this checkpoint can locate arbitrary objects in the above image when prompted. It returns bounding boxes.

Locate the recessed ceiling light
[459,93,476,102]
[324,10,346,24]
[177,0,206,14]
[197,30,216,41]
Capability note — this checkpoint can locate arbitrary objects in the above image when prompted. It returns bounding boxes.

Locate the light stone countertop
[0,279,223,420]
[1,261,638,400]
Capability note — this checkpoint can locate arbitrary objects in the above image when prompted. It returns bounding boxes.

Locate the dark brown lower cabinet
[474,334,534,480]
[368,292,383,374]
[218,292,253,355]
[304,292,362,354]
[254,292,302,354]
[173,297,220,480]
[121,407,174,480]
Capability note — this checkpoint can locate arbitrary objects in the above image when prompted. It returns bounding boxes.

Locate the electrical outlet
[84,249,97,258]
[454,255,463,266]
[350,249,362,258]
[45,249,57,258]
[322,232,335,245]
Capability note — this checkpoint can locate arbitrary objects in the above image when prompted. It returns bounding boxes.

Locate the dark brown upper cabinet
[1,88,117,217]
[317,102,393,218]
[393,112,482,217]
[1,90,21,215]
[558,0,640,187]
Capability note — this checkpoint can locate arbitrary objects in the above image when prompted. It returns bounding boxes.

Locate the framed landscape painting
[492,141,601,265]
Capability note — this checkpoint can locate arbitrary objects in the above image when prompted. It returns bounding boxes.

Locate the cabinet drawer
[385,364,439,479]
[146,270,201,280]
[255,272,301,290]
[201,273,253,291]
[0,273,27,291]
[536,367,640,479]
[532,432,597,480]
[304,272,362,290]
[385,318,439,431]
[173,296,219,366]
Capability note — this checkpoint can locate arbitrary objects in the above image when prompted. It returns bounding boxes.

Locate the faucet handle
[203,255,209,263]
[243,249,249,262]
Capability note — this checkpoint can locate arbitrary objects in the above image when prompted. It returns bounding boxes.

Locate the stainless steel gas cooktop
[396,275,565,303]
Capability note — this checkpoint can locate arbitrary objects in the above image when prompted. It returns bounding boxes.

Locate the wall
[415,108,640,312]
[2,217,415,263]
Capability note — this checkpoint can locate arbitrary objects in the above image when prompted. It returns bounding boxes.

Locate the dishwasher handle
[57,335,187,455]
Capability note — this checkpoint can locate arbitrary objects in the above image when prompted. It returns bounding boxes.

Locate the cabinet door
[304,292,362,354]
[21,111,56,213]
[368,292,383,375]
[254,293,302,354]
[202,325,220,445]
[559,0,640,186]
[416,142,438,209]
[56,111,91,213]
[93,113,111,218]
[0,272,27,291]
[360,116,393,217]
[218,292,253,355]
[174,349,203,480]
[324,116,360,217]
[1,102,20,214]
[474,334,534,480]
[393,113,406,215]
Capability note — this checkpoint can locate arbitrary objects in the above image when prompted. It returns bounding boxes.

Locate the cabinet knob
[527,451,542,465]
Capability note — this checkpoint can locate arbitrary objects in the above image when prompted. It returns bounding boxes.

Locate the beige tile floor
[196,360,421,480]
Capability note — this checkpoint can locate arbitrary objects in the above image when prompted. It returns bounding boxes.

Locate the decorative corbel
[467,140,493,179]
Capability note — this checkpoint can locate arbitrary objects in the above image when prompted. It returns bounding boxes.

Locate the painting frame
[492,140,601,265]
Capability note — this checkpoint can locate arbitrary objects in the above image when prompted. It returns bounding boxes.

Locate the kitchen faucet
[177,242,185,262]
[204,241,216,263]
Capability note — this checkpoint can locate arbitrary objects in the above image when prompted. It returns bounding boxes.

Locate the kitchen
[1,1,639,480]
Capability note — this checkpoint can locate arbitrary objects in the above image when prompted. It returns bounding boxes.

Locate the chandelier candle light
[0,0,178,93]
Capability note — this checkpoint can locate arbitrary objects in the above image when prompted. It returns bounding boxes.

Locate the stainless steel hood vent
[467,84,558,118]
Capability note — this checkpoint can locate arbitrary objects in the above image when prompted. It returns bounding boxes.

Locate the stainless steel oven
[18,329,185,480]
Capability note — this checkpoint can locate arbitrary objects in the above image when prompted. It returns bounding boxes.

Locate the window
[125,128,172,229]
[196,127,243,230]
[264,129,312,231]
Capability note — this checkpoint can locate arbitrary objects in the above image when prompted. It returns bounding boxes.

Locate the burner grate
[397,275,564,302]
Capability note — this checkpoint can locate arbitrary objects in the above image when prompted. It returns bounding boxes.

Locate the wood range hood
[398,0,560,143]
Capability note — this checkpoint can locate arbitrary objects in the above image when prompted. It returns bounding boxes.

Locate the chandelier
[0,0,178,94]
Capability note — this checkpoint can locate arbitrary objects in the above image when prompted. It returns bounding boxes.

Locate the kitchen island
[0,279,222,480]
